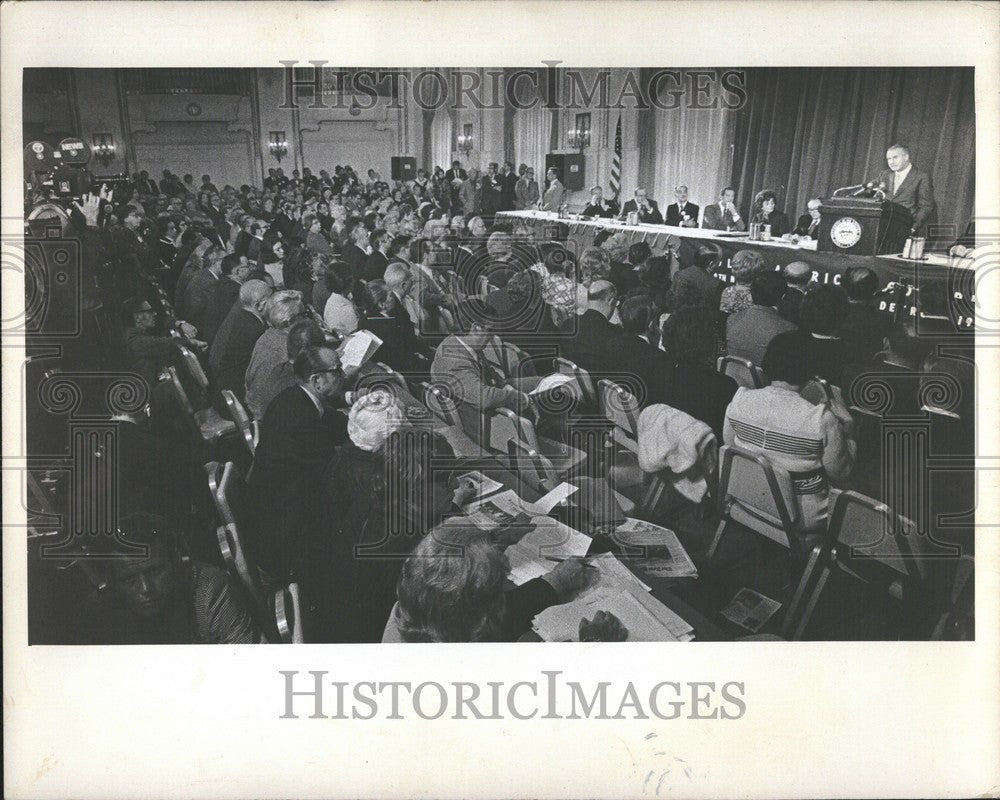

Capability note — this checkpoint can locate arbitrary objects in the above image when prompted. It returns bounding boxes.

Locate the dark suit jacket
[200,277,241,346]
[481,173,504,215]
[619,199,664,225]
[582,200,619,218]
[665,363,738,441]
[363,250,390,282]
[702,202,746,231]
[500,171,518,211]
[665,202,700,227]
[184,269,221,338]
[208,306,266,399]
[877,167,936,232]
[794,213,821,238]
[247,385,348,579]
[341,242,368,279]
[842,301,891,366]
[758,210,791,237]
[726,305,797,366]
[667,265,725,312]
[445,167,468,183]
[777,285,806,326]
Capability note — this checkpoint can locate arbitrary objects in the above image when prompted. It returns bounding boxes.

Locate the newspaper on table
[612,517,698,580]
[462,489,527,532]
[338,329,383,368]
[532,586,694,642]
[720,588,782,633]
[456,470,504,501]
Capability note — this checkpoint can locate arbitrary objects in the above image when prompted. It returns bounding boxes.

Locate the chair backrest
[718,444,800,548]
[826,490,933,582]
[205,460,246,527]
[216,521,270,625]
[717,355,768,389]
[176,344,210,396]
[274,582,305,644]
[488,408,538,455]
[421,381,462,428]
[554,356,596,406]
[598,379,640,440]
[221,390,258,456]
[510,438,557,494]
[163,365,197,419]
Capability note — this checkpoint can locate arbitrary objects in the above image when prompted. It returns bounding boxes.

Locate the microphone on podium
[833,182,867,197]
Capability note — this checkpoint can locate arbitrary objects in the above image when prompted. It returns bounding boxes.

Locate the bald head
[783,261,812,287]
[239,279,272,311]
[586,279,618,319]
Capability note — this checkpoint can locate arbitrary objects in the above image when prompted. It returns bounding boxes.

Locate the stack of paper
[462,490,527,532]
[612,518,698,580]
[532,586,694,642]
[338,329,383,368]
[504,515,592,585]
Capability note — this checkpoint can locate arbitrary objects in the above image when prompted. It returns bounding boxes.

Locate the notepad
[504,515,591,585]
[520,482,578,514]
[533,586,694,642]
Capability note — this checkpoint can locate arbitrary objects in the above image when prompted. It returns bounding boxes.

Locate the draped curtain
[430,107,453,174]
[637,69,738,210]
[730,67,974,230]
[513,103,552,177]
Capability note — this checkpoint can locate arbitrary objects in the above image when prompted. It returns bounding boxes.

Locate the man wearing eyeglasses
[248,343,350,581]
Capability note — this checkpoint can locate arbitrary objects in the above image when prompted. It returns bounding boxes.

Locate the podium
[817,197,912,255]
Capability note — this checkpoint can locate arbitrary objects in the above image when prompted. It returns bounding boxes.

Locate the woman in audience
[660,305,738,440]
[358,280,431,375]
[720,249,764,315]
[383,523,626,643]
[321,260,361,337]
[723,330,857,534]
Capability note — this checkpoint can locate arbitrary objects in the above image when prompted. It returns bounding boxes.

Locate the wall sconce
[92,133,116,167]
[457,124,474,156]
[268,131,288,162]
[568,113,591,151]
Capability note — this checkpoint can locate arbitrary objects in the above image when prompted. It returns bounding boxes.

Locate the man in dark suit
[777,261,811,326]
[793,198,822,238]
[582,186,620,218]
[841,267,892,366]
[340,222,370,279]
[445,159,468,211]
[363,228,391,282]
[559,281,671,406]
[500,161,518,212]
[208,279,271,401]
[726,272,798,366]
[200,253,251,345]
[877,144,937,234]
[664,185,700,228]
[618,188,664,224]
[183,246,223,339]
[247,344,350,580]
[480,162,504,219]
[667,246,725,311]
[701,186,746,231]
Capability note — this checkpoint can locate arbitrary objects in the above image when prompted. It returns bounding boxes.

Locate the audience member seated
[382,524,617,642]
[625,255,672,313]
[726,271,797,366]
[667,246,725,312]
[358,280,432,376]
[245,290,308,419]
[321,260,361,337]
[660,306,738,440]
[720,249,764,315]
[363,228,391,281]
[253,318,329,420]
[183,245,224,337]
[799,284,851,387]
[200,253,252,345]
[84,513,260,644]
[723,330,857,533]
[842,267,892,366]
[247,343,350,580]
[208,279,271,403]
[430,298,538,442]
[777,261,811,325]
[122,296,204,390]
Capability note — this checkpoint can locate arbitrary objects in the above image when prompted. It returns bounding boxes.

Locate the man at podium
[877,144,936,235]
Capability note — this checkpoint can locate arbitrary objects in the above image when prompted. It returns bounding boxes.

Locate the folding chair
[717,356,768,389]
[176,344,211,406]
[217,521,272,633]
[274,582,306,644]
[420,381,462,428]
[220,390,258,458]
[785,490,950,640]
[554,356,597,408]
[598,378,640,449]
[162,367,236,446]
[204,460,246,528]
[487,408,586,477]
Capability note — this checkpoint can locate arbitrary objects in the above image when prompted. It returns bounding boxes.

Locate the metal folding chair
[717,355,768,389]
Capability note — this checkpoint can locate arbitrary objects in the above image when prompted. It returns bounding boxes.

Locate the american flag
[609,114,622,200]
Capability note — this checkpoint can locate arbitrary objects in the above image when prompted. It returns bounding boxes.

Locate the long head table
[497,210,975,329]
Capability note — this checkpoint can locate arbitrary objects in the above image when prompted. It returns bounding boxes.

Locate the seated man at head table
[793,198,822,239]
[701,186,746,232]
[82,512,262,644]
[383,524,629,642]
[581,185,620,219]
[618,187,664,225]
[664,184,700,228]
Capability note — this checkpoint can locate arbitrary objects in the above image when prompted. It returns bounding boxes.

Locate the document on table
[720,588,782,633]
[338,329,383,368]
[462,490,528,532]
[520,482,577,514]
[456,470,504,501]
[612,517,698,580]
[532,586,694,642]
[505,515,591,585]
